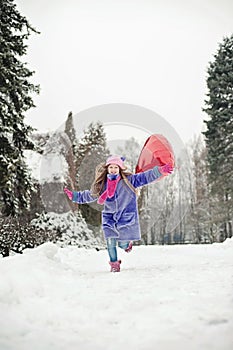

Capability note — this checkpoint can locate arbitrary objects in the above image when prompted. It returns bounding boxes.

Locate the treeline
[138,134,232,245]
[141,35,233,244]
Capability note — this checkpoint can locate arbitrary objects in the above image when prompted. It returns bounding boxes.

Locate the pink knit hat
[105,155,126,169]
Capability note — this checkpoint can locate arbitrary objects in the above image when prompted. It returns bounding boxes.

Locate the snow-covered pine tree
[203,35,233,240]
[0,0,39,216]
[75,122,110,228]
[30,212,105,250]
[75,122,109,174]
[116,136,141,172]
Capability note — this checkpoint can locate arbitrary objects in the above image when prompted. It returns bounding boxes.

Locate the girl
[64,155,173,272]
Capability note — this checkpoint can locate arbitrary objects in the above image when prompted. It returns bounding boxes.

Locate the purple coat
[72,166,162,241]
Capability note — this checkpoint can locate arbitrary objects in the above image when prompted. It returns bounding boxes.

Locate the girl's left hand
[64,188,73,200]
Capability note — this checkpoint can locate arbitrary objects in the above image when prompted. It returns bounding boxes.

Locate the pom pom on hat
[106,155,126,169]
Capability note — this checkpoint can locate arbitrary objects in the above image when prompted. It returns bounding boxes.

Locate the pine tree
[203,35,233,239]
[75,122,110,228]
[76,121,109,180]
[0,0,40,216]
[116,136,141,172]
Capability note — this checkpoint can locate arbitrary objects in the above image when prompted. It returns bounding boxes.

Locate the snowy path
[0,240,233,350]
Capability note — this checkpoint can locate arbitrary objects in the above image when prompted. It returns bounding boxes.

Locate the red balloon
[135,134,175,174]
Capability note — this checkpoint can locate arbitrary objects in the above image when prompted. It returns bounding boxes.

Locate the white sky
[0,239,233,349]
[15,0,233,143]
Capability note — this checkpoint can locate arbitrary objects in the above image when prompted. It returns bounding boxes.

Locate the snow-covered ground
[0,239,233,350]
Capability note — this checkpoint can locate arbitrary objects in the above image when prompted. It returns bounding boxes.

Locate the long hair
[90,163,138,197]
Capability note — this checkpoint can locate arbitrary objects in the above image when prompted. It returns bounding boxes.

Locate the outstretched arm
[64,188,97,204]
[129,164,173,188]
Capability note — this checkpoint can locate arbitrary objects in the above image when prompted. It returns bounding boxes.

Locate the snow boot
[125,241,133,253]
[109,260,121,272]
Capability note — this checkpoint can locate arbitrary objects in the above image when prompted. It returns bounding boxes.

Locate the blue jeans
[106,238,130,262]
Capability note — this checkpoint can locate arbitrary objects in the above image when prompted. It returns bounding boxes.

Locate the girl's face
[107,164,120,175]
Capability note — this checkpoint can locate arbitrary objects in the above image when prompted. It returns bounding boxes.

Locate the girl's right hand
[158,164,173,175]
[64,188,73,200]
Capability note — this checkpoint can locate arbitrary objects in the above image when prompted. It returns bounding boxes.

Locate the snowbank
[0,242,232,350]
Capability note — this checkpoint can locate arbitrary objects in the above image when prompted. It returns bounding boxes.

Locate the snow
[0,240,233,350]
[30,212,104,249]
[24,150,42,181]
[24,131,70,184]
[40,153,68,184]
[24,148,68,184]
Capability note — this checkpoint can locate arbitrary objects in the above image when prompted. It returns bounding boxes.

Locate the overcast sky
[16,0,233,144]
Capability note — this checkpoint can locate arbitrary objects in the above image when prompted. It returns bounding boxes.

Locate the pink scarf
[97,174,121,205]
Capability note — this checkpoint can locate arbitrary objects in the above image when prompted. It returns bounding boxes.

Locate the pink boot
[109,260,121,272]
[125,241,133,253]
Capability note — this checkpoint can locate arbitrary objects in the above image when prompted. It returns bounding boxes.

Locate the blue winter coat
[72,166,162,241]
